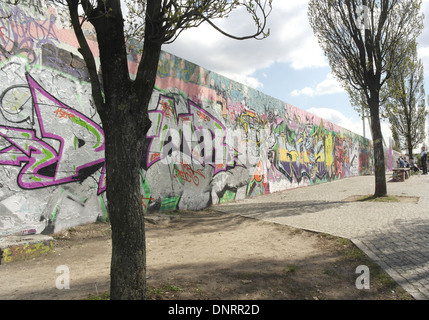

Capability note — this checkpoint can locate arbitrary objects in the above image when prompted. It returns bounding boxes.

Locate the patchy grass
[357,195,400,202]
[86,292,110,300]
[146,284,183,299]
[344,195,419,204]
[283,265,297,273]
[86,284,184,300]
[328,236,412,300]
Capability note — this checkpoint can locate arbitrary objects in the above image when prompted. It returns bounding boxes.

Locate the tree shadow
[145,209,256,236]
[144,248,411,300]
[144,200,346,238]
[2,211,417,300]
[6,248,406,300]
[212,200,346,220]
[0,273,110,300]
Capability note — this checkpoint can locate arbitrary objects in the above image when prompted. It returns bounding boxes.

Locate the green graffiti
[219,190,236,204]
[98,195,108,221]
[140,170,153,212]
[160,196,180,212]
[71,116,102,149]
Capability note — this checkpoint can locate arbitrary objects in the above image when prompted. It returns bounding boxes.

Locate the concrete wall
[0,1,374,236]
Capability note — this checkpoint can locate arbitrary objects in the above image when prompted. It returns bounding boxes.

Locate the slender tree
[308,0,424,196]
[385,53,427,159]
[51,0,271,300]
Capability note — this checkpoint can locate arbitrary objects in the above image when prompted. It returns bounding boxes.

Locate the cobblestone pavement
[214,173,429,300]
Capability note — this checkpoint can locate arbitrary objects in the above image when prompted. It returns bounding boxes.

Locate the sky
[163,0,429,152]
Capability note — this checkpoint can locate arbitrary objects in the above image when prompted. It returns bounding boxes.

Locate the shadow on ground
[212,201,346,220]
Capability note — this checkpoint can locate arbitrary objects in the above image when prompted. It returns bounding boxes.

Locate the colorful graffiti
[136,81,374,213]
[0,1,57,64]
[1,238,53,263]
[0,56,107,236]
[143,93,243,175]
[0,1,376,237]
[0,72,105,193]
[0,0,106,235]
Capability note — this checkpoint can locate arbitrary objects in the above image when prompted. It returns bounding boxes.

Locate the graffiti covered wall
[143,51,374,212]
[0,1,107,236]
[0,1,374,236]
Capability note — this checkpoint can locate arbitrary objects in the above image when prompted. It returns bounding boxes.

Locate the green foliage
[384,51,427,157]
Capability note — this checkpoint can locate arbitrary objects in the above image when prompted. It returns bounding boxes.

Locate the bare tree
[50,0,271,300]
[308,0,424,196]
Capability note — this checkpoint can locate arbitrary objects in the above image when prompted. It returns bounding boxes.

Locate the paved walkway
[214,173,429,300]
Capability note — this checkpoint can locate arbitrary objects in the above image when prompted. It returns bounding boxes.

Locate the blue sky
[163,0,429,150]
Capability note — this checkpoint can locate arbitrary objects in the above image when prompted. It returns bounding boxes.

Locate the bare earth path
[0,208,412,300]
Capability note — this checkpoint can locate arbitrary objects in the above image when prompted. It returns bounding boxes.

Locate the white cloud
[418,47,429,77]
[291,87,315,97]
[306,107,362,134]
[306,107,393,144]
[291,73,345,97]
[162,0,326,89]
[417,1,429,84]
[418,0,429,47]
[226,74,264,90]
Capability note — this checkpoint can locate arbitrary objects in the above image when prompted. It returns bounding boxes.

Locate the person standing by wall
[421,147,428,175]
[398,155,406,168]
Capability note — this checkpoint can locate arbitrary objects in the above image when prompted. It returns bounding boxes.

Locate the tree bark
[368,93,387,197]
[86,0,161,299]
[408,135,413,160]
[103,105,147,300]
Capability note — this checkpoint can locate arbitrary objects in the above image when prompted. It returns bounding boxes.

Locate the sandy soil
[0,208,413,300]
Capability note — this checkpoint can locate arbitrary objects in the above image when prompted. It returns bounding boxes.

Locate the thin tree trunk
[369,94,387,197]
[407,133,413,160]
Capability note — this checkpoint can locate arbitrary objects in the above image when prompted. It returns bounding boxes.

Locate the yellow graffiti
[302,149,310,163]
[316,152,325,163]
[278,148,288,162]
[289,150,299,162]
[3,241,53,263]
[279,148,304,163]
[325,133,334,167]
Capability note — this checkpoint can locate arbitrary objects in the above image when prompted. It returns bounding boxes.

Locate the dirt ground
[0,208,414,300]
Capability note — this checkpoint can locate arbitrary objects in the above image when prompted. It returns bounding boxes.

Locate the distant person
[410,157,420,173]
[421,147,428,175]
[398,156,406,168]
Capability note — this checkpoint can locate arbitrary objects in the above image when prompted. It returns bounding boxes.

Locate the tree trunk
[368,94,387,197]
[102,99,148,300]
[408,145,413,161]
[407,133,413,160]
[88,1,158,299]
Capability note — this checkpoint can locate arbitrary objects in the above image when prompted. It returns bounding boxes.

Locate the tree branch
[66,0,105,113]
